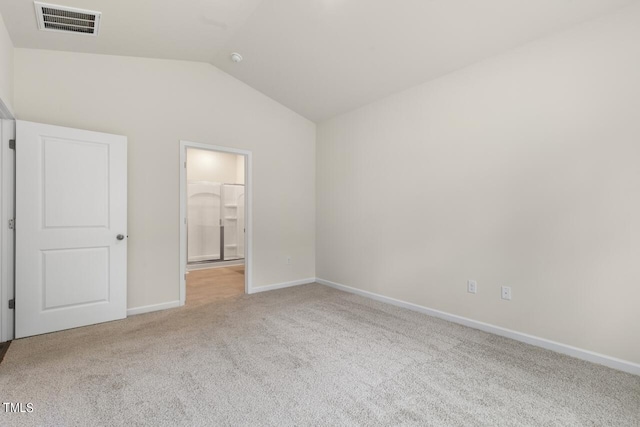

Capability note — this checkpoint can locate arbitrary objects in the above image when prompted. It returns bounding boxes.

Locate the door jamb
[0,99,16,342]
[179,140,252,305]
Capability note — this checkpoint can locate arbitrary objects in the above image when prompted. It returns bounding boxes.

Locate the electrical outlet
[286,256,292,265]
[467,280,477,294]
[501,286,512,301]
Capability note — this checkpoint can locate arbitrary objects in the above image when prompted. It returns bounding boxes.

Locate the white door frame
[0,93,15,342]
[0,118,15,343]
[179,140,252,304]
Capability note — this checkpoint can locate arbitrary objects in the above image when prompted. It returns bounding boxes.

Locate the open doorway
[179,141,252,306]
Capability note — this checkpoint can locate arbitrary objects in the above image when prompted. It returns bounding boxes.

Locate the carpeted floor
[0,284,638,426]
[0,340,10,363]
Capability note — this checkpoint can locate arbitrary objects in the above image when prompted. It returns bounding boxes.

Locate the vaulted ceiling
[1,0,636,121]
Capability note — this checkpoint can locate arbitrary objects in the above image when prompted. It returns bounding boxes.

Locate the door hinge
[8,218,14,229]
[8,299,14,309]
[184,161,186,168]
[9,139,15,150]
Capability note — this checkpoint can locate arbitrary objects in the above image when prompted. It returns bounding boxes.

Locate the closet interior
[185,147,246,304]
[187,182,245,263]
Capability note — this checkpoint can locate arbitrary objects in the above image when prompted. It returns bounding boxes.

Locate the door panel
[42,247,109,310]
[43,137,109,228]
[16,120,127,338]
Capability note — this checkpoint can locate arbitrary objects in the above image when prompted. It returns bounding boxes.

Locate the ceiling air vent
[34,1,101,36]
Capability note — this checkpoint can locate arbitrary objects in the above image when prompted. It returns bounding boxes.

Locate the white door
[15,121,127,338]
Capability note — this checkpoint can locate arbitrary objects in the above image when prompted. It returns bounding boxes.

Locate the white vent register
[34,1,101,36]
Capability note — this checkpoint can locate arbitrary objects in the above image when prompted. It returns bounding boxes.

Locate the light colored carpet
[0,284,638,426]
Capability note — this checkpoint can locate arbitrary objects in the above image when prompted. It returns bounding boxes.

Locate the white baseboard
[127,278,312,315]
[187,259,244,271]
[316,278,640,376]
[249,278,316,294]
[188,254,220,262]
[127,300,181,316]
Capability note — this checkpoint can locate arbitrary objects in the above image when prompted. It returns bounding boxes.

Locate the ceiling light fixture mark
[230,52,243,63]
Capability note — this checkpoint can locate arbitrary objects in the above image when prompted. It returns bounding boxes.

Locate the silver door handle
[117,234,125,241]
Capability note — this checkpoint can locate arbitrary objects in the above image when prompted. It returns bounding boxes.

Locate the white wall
[187,148,244,184]
[14,49,316,309]
[0,11,13,113]
[317,3,640,364]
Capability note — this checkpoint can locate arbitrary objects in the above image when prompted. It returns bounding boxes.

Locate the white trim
[127,300,180,316]
[179,141,253,305]
[128,278,310,315]
[0,98,13,120]
[187,259,244,271]
[248,278,315,294]
[316,278,640,376]
[188,254,221,262]
[0,119,15,342]
[0,91,21,340]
